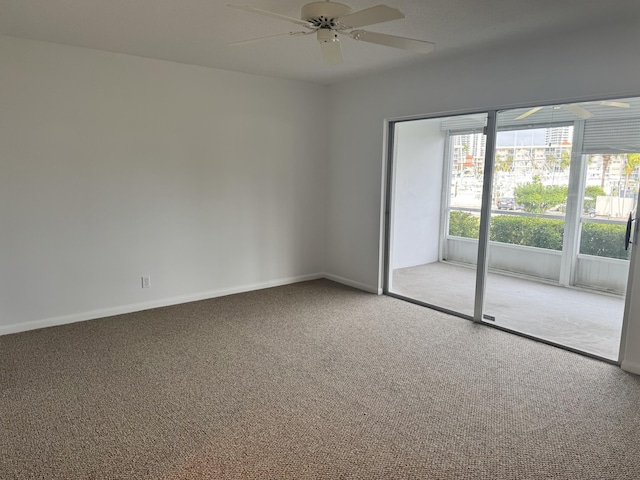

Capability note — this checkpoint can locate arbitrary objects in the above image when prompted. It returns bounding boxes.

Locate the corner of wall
[322,273,380,294]
[621,360,640,376]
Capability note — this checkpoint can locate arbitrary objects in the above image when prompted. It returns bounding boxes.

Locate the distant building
[545,126,573,146]
[452,133,486,174]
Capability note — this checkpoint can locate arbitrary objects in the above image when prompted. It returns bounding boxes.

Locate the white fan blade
[320,39,344,65]
[229,31,310,46]
[515,106,544,120]
[565,104,594,119]
[350,30,435,54]
[228,5,314,28]
[337,5,404,29]
[597,101,630,108]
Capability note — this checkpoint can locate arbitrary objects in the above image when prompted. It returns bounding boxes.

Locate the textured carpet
[1,279,639,479]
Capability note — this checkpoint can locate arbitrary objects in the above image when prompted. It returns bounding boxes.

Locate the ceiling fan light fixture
[317,28,339,43]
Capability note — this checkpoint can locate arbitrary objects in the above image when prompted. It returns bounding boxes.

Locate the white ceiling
[1,0,638,85]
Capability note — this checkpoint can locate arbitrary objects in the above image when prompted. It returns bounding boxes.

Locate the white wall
[325,20,640,370]
[390,120,445,269]
[0,36,327,334]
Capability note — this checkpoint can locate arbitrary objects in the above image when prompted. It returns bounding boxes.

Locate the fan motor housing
[301,2,353,27]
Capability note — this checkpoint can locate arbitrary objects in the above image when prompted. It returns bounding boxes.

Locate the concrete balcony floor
[390,262,625,361]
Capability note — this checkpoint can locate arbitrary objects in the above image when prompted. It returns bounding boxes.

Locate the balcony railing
[445,208,630,295]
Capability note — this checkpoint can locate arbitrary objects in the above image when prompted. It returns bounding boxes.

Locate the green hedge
[580,223,629,260]
[448,211,628,259]
[448,211,479,239]
[489,215,564,250]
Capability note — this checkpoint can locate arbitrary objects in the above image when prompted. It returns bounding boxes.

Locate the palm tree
[560,149,571,171]
[547,153,557,184]
[494,154,514,173]
[623,153,640,196]
[601,154,612,189]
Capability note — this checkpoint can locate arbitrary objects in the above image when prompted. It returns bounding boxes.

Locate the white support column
[559,121,587,287]
[438,135,454,262]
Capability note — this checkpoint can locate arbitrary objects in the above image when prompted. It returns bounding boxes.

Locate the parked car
[497,197,520,210]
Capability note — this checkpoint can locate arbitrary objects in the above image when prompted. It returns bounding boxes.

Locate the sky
[497,129,547,146]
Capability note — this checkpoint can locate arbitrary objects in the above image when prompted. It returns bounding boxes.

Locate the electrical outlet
[142,276,151,288]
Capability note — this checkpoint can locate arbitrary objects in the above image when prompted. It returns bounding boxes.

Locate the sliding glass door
[481,102,639,360]
[386,96,640,361]
[386,113,487,317]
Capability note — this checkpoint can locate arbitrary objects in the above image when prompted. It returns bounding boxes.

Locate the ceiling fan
[227,1,435,65]
[515,101,631,121]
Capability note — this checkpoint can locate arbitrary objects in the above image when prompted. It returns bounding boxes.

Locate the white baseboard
[621,360,640,375]
[0,273,324,337]
[8,274,635,376]
[322,273,381,294]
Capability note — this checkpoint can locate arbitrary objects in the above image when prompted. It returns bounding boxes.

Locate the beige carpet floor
[1,279,639,479]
